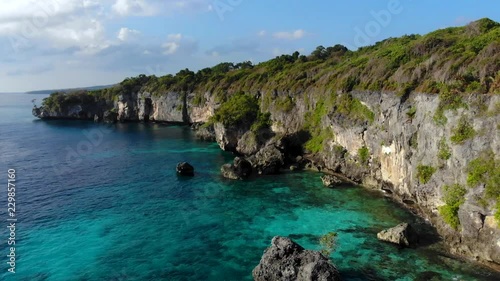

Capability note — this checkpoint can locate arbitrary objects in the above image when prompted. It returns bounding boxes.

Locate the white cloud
[0,0,109,54]
[273,29,306,40]
[163,42,180,55]
[112,0,212,17]
[112,0,155,16]
[162,33,198,56]
[258,30,266,37]
[117,27,140,41]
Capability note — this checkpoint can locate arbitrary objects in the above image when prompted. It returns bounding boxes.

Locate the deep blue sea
[0,92,499,281]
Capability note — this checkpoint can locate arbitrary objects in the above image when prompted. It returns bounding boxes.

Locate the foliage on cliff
[134,17,500,95]
[43,18,500,112]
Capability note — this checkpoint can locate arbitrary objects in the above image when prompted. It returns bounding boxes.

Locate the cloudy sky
[0,0,499,92]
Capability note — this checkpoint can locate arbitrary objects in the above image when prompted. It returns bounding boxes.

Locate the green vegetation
[274,96,295,112]
[450,116,476,144]
[303,99,330,153]
[335,94,375,123]
[467,151,500,222]
[406,106,417,119]
[438,184,467,229]
[467,151,500,198]
[433,90,468,125]
[43,19,500,119]
[358,146,370,164]
[438,138,452,160]
[319,231,338,257]
[417,165,436,184]
[210,92,265,130]
[305,127,334,153]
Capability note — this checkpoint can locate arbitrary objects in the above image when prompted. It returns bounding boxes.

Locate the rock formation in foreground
[253,236,341,281]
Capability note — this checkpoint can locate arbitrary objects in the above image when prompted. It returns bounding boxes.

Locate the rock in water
[247,145,284,175]
[377,223,419,247]
[252,236,341,281]
[176,162,194,176]
[221,157,253,180]
[321,175,343,187]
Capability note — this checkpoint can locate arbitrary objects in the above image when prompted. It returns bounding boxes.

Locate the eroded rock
[377,223,419,247]
[252,236,341,281]
[321,175,343,188]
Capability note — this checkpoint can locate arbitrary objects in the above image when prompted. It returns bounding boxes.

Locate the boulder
[176,162,194,176]
[252,236,341,281]
[321,175,343,188]
[247,145,284,175]
[221,157,252,180]
[377,223,419,247]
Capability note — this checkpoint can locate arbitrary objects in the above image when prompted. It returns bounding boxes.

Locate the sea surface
[0,92,499,281]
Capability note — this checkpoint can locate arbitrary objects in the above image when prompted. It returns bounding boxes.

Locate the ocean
[0,92,499,280]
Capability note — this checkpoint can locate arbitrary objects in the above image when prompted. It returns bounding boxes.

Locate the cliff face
[33,89,500,265]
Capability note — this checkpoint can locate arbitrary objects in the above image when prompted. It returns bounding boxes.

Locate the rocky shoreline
[32,87,500,269]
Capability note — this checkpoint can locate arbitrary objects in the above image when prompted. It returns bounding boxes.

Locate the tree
[311,45,327,60]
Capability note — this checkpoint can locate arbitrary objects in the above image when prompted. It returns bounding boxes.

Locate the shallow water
[0,93,499,280]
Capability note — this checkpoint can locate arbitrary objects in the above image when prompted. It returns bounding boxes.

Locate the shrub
[211,92,259,127]
[433,90,467,125]
[467,151,500,199]
[406,106,417,119]
[417,165,436,184]
[336,94,375,123]
[319,232,338,257]
[450,116,476,144]
[438,184,467,229]
[358,146,370,164]
[438,138,452,160]
[305,128,334,153]
[275,96,295,112]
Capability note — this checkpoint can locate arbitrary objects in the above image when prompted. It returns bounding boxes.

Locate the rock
[103,110,118,123]
[94,114,101,122]
[221,157,252,180]
[290,165,299,171]
[176,162,194,176]
[194,124,216,141]
[321,175,343,188]
[221,164,240,180]
[247,145,284,175]
[252,236,341,281]
[377,223,419,247]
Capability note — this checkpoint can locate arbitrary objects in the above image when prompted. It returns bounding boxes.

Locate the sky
[0,0,499,92]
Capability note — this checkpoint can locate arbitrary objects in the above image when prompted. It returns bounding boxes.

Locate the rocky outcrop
[176,162,194,176]
[192,123,216,141]
[321,175,343,188]
[221,157,252,180]
[377,223,419,247]
[102,110,118,123]
[247,145,285,175]
[252,236,341,281]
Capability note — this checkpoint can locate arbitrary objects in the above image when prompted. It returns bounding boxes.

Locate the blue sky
[0,0,499,92]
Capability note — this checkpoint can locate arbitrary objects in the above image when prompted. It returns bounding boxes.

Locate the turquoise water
[0,93,499,280]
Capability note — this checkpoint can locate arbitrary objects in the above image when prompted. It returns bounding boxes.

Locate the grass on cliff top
[45,18,500,111]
